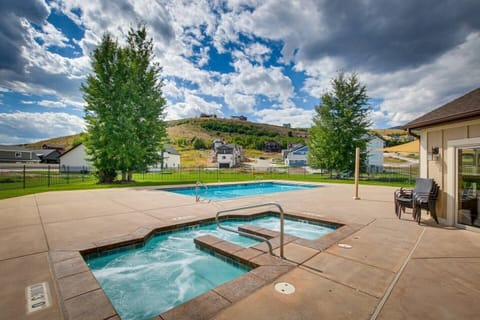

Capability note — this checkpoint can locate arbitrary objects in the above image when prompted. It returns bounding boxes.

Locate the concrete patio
[1,182,479,320]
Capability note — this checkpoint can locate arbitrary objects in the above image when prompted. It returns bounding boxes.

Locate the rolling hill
[23,118,308,152]
[22,117,410,156]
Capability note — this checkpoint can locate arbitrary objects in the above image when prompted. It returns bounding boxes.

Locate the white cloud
[244,42,271,63]
[298,32,480,127]
[165,92,224,120]
[1,0,479,143]
[229,59,294,104]
[255,106,315,128]
[0,112,85,144]
[35,21,72,49]
[37,100,68,108]
[365,32,480,127]
[21,99,67,108]
[224,93,256,114]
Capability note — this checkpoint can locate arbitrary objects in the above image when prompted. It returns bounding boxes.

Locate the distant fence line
[0,164,419,191]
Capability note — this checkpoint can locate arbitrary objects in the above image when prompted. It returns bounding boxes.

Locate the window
[15,152,22,158]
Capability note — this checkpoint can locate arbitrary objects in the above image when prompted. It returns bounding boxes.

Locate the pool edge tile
[160,290,231,320]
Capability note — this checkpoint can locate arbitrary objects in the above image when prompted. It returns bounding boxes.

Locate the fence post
[408,165,412,184]
[48,165,51,187]
[67,166,70,184]
[23,165,26,189]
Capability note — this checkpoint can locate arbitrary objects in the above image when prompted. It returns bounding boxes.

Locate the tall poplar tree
[82,26,166,183]
[308,72,371,176]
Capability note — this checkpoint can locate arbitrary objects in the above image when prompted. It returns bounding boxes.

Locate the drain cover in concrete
[275,282,295,294]
[26,282,50,313]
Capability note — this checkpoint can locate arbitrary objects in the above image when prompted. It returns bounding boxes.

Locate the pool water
[229,215,334,240]
[167,182,317,200]
[86,215,335,320]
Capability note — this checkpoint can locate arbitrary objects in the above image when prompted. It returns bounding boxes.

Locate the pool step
[194,235,262,268]
[237,225,299,253]
[238,224,279,238]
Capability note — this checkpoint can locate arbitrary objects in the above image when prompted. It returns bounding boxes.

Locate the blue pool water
[86,215,335,320]
[166,182,318,200]
[231,215,334,240]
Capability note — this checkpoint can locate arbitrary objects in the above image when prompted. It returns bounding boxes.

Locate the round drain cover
[275,282,295,295]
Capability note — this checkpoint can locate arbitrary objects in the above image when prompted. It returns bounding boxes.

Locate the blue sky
[1,0,480,144]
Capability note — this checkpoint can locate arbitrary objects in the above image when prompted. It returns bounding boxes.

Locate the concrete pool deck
[1,182,479,319]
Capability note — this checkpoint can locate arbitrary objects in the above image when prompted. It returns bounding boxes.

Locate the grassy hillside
[23,118,306,164]
[373,128,407,136]
[167,118,307,140]
[23,134,80,150]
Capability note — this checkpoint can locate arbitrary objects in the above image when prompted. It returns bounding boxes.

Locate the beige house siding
[422,118,480,221]
[468,124,480,136]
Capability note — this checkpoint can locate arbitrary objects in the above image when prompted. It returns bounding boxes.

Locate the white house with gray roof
[149,146,181,170]
[59,143,180,172]
[59,144,91,172]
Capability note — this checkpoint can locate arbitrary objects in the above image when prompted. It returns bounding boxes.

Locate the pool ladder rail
[215,202,285,259]
[195,181,208,202]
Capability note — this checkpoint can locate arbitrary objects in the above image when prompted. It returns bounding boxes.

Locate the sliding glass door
[457,147,480,227]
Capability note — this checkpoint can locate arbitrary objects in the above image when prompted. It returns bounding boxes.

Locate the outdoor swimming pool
[166,181,318,200]
[85,215,335,320]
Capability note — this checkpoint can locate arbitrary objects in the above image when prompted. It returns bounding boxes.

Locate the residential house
[403,87,480,228]
[231,115,247,121]
[59,144,91,172]
[366,135,385,173]
[149,146,181,170]
[282,136,384,170]
[284,144,308,167]
[264,141,281,153]
[32,149,61,164]
[212,139,224,151]
[215,142,243,168]
[42,144,65,153]
[0,145,40,163]
[60,143,181,172]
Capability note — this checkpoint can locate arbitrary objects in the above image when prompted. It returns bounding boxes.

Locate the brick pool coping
[48,211,362,320]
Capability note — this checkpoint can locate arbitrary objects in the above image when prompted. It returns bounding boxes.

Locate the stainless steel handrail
[195,181,208,202]
[215,202,285,258]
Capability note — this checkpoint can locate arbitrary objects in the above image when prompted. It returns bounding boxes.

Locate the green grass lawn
[0,169,414,200]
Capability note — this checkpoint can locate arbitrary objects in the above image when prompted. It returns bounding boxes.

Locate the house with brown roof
[403,87,480,229]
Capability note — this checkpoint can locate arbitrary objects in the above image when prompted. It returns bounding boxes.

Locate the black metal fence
[0,164,95,190]
[0,163,419,192]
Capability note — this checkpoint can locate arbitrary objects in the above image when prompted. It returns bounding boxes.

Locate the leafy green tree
[192,137,206,150]
[72,133,87,148]
[82,26,166,183]
[308,72,371,176]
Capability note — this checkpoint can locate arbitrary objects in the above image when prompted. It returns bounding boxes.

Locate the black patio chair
[394,178,434,220]
[413,182,440,224]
